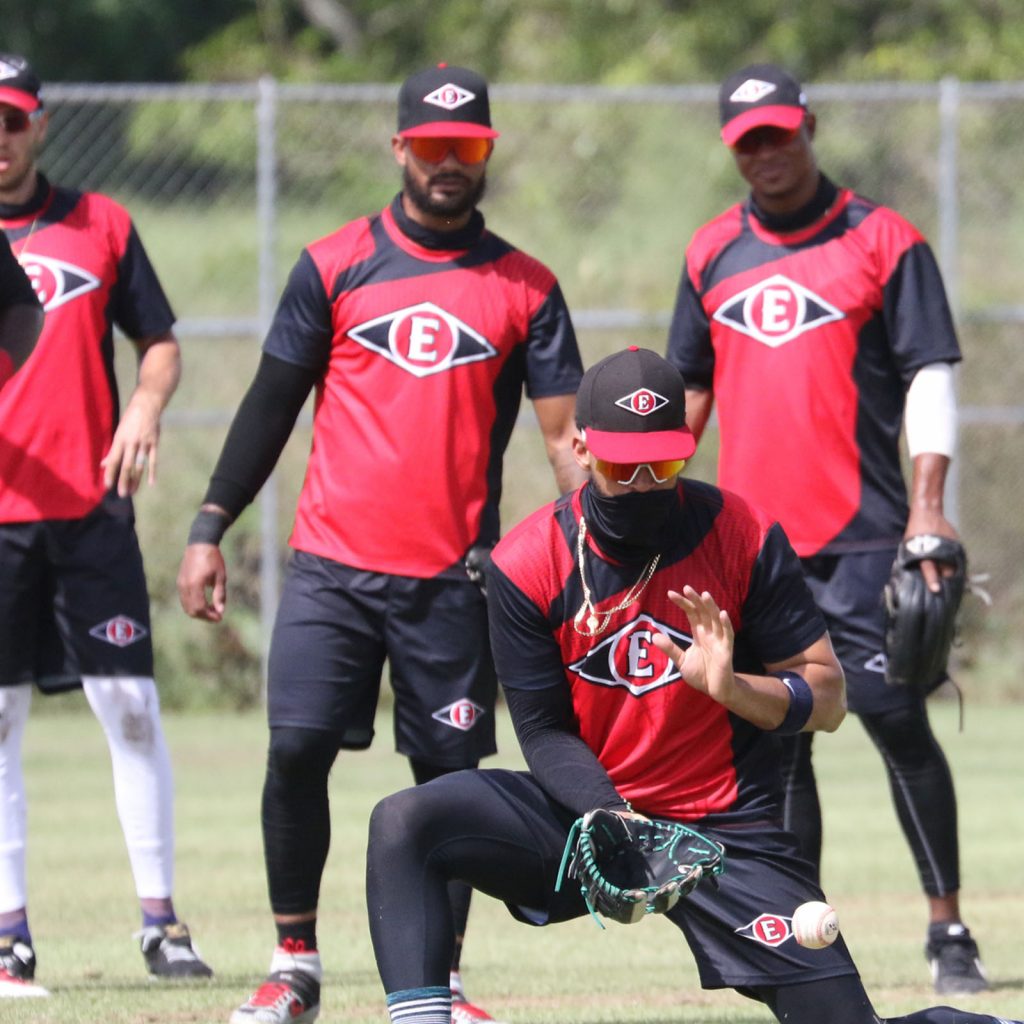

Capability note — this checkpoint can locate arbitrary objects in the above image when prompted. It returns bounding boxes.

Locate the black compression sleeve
[503,685,625,815]
[203,352,319,519]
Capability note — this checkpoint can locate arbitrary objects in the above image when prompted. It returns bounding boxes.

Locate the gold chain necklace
[573,515,660,637]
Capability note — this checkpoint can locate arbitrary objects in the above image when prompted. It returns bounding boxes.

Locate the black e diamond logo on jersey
[615,388,669,417]
[89,615,148,648]
[569,614,691,697]
[736,913,794,947]
[713,274,844,348]
[432,698,486,732]
[19,255,102,314]
[348,302,497,378]
[423,83,476,110]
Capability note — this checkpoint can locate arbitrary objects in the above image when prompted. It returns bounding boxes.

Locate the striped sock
[386,985,452,1024]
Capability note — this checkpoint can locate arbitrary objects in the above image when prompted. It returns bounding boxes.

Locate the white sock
[82,676,175,899]
[0,686,32,914]
[270,944,323,981]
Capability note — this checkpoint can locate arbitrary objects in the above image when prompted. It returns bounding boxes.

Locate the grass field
[7,698,1024,1023]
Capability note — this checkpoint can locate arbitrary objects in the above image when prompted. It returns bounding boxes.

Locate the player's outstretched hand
[177,545,228,622]
[652,586,737,706]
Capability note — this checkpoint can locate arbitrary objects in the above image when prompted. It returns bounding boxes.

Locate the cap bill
[399,121,499,139]
[721,105,804,146]
[585,425,696,463]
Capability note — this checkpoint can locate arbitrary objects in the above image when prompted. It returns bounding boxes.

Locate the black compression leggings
[779,704,960,896]
[752,977,1002,1024]
[263,726,340,915]
[410,758,475,972]
[261,727,480,921]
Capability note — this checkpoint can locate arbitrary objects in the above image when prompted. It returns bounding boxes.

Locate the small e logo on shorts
[431,699,486,732]
[89,615,149,648]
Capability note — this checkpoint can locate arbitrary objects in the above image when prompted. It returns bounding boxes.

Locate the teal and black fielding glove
[555,808,726,926]
[884,535,967,689]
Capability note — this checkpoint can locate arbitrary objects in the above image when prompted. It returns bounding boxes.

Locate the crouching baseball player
[364,349,1021,1024]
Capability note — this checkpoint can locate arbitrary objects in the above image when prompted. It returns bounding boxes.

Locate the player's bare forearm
[534,393,588,494]
[102,334,181,494]
[906,451,960,590]
[652,590,845,733]
[684,386,714,443]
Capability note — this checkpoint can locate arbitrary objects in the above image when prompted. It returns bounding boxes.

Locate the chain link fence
[36,79,1024,706]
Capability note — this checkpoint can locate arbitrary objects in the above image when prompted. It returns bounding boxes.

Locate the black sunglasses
[0,109,41,134]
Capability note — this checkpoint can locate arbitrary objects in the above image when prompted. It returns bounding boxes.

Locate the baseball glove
[554,808,726,926]
[883,535,967,689]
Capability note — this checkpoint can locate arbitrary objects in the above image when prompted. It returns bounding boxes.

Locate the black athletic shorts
[267,549,498,766]
[0,500,154,693]
[460,770,860,991]
[801,547,945,715]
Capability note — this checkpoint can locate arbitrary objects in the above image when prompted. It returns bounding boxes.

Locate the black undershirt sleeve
[503,684,627,816]
[202,352,320,519]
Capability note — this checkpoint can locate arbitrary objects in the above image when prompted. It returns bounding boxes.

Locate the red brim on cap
[585,425,697,463]
[399,121,499,139]
[0,88,40,113]
[721,105,804,147]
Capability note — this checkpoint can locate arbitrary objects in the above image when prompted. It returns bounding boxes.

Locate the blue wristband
[768,671,814,734]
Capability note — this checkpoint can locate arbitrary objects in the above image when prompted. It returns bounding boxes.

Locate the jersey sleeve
[261,248,334,374]
[523,282,584,400]
[665,258,715,388]
[487,561,567,691]
[881,235,962,385]
[739,521,828,665]
[110,224,176,340]
[0,235,39,310]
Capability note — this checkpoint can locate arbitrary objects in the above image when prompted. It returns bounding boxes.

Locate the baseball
[791,901,839,949]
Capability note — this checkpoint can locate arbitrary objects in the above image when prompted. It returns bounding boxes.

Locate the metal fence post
[256,75,279,689]
[938,75,961,526]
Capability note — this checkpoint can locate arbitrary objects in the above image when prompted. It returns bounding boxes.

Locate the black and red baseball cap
[0,53,43,113]
[397,63,499,139]
[575,347,696,463]
[719,63,807,147]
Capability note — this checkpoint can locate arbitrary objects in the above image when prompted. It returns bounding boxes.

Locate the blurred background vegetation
[7,0,1022,709]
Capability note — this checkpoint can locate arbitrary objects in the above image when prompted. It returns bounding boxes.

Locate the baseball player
[177,63,586,1024]
[0,53,212,996]
[0,232,42,388]
[665,63,984,993]
[364,348,1020,1024]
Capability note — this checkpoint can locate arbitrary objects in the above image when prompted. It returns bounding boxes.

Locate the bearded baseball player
[666,63,985,994]
[0,232,41,387]
[363,347,1022,1024]
[0,53,212,995]
[177,63,586,1024]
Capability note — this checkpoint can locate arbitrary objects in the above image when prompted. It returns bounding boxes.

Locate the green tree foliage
[4,0,250,81]
[11,0,1024,85]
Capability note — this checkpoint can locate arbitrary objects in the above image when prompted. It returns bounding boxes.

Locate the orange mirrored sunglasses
[407,136,493,165]
[593,458,687,485]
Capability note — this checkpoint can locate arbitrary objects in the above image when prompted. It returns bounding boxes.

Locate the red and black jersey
[666,179,961,556]
[0,179,175,522]
[488,479,826,821]
[264,195,582,578]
